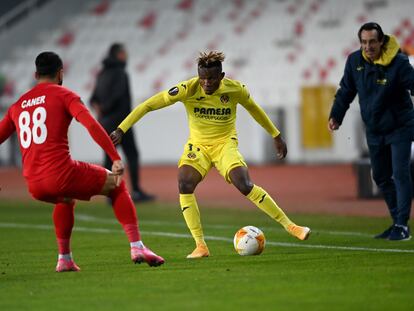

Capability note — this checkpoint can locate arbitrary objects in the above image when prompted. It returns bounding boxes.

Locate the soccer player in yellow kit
[111,51,311,258]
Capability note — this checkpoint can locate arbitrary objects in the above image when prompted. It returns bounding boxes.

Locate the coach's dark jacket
[330,35,414,144]
[90,56,132,132]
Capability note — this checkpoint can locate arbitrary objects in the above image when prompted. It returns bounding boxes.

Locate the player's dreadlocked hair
[197,51,225,71]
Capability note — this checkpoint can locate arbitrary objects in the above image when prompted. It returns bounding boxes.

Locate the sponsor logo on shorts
[187,152,197,159]
[220,94,229,104]
[168,86,179,96]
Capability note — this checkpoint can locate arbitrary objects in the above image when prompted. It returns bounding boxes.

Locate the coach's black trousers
[368,139,412,226]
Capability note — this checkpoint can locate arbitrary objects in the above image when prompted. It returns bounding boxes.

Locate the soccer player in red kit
[0,52,164,272]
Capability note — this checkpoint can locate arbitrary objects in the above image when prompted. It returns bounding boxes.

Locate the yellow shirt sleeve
[118,83,188,133]
[238,85,280,138]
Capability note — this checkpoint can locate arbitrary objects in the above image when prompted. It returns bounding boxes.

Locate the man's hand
[273,135,287,159]
[328,118,340,131]
[111,160,125,186]
[110,128,124,145]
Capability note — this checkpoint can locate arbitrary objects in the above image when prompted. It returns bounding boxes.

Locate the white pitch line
[76,213,374,238]
[1,222,413,254]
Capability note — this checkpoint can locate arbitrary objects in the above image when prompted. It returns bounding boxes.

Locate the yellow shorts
[178,137,247,183]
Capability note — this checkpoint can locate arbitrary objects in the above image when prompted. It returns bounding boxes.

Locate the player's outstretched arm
[117,91,177,135]
[241,94,287,159]
[238,85,281,139]
[70,104,121,163]
[238,85,288,160]
[273,134,287,159]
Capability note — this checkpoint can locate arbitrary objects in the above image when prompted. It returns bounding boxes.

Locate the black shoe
[374,225,395,239]
[131,191,156,203]
[389,225,411,241]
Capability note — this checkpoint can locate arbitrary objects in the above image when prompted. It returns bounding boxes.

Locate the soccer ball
[233,226,266,256]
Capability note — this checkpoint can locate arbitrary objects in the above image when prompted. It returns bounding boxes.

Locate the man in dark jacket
[90,43,155,202]
[329,22,414,241]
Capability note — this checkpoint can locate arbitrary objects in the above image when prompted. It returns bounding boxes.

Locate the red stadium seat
[176,0,193,11]
[138,11,157,30]
[57,31,75,47]
[91,0,110,16]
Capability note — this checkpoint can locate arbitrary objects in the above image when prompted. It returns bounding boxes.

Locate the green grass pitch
[0,199,413,310]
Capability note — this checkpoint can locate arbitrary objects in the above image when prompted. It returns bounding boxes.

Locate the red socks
[53,201,75,254]
[52,180,141,256]
[110,180,141,242]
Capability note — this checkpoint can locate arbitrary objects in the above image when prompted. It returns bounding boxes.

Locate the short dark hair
[358,22,384,42]
[35,51,63,78]
[108,43,124,58]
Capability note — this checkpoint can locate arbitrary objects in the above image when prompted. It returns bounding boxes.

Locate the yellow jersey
[118,77,280,144]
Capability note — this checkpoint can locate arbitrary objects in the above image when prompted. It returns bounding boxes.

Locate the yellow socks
[179,193,206,246]
[247,185,293,229]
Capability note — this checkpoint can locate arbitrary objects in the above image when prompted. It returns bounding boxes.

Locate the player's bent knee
[178,179,197,194]
[229,166,253,195]
[232,179,254,196]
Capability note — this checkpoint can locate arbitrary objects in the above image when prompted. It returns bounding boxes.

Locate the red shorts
[27,161,107,203]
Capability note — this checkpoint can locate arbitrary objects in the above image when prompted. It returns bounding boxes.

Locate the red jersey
[0,82,120,182]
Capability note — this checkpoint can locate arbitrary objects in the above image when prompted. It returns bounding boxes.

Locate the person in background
[329,22,414,240]
[90,43,155,203]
